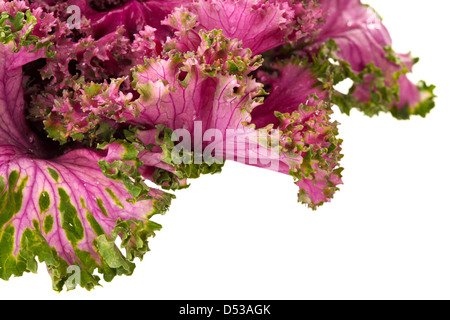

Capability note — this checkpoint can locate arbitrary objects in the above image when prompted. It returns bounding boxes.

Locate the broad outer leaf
[0,14,173,291]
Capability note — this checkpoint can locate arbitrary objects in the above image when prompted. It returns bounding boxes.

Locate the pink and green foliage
[0,0,434,290]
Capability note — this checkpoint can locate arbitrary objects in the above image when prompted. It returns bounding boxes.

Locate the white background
[1,0,449,300]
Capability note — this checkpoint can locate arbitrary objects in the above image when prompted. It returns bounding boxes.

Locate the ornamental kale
[0,0,435,291]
